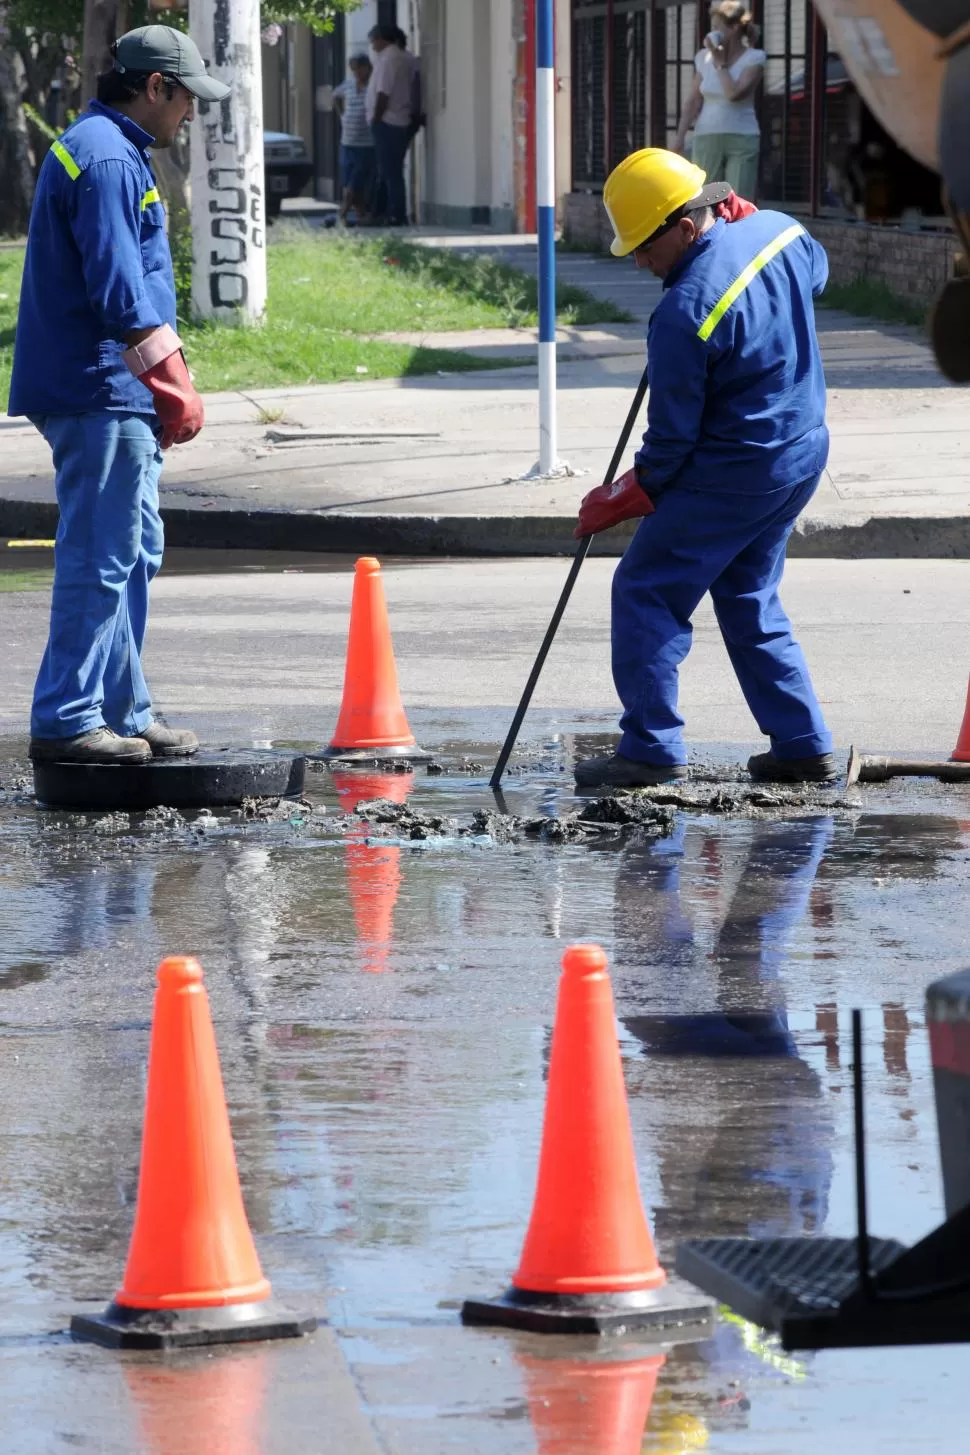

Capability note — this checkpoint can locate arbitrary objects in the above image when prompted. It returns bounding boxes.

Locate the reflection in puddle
[123,1346,267,1455]
[518,1350,665,1455]
[331,769,414,975]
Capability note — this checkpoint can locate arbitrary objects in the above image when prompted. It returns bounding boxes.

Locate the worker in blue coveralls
[9,26,230,765]
[573,148,835,789]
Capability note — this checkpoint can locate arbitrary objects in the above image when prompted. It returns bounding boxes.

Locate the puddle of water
[1,738,970,1450]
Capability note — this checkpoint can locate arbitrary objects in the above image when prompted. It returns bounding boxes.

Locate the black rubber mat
[33,750,305,811]
[676,1235,907,1332]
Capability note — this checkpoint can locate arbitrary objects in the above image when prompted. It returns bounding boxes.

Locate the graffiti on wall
[191,0,266,323]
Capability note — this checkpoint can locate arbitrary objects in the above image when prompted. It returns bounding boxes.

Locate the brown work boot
[139,722,200,758]
[29,727,151,764]
[574,753,688,788]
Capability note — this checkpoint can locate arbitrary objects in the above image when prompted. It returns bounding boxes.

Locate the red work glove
[716,190,758,223]
[574,466,655,539]
[122,324,204,450]
[142,351,205,450]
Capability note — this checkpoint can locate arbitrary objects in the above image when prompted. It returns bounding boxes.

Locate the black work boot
[139,723,200,758]
[574,753,688,789]
[747,750,838,783]
[29,727,151,764]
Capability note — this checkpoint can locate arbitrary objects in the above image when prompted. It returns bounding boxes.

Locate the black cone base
[460,1280,715,1336]
[34,750,305,811]
[313,743,433,763]
[70,1298,317,1350]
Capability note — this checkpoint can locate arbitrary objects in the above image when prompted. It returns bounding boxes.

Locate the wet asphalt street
[3,554,970,1452]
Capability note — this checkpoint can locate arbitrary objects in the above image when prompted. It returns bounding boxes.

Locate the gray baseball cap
[112,25,231,102]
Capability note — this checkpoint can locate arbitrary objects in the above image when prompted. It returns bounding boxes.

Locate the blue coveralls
[614,212,833,766]
[9,101,176,741]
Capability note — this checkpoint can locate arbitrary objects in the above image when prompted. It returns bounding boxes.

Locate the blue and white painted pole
[536,0,558,475]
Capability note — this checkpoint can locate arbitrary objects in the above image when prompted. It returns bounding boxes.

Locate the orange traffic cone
[952,675,970,760]
[518,1351,666,1455]
[461,944,713,1333]
[123,1346,267,1455]
[322,557,430,762]
[71,956,317,1349]
[333,769,412,973]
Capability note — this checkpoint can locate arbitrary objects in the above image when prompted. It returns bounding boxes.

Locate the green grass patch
[818,278,927,329]
[1,229,631,404]
[0,569,52,592]
[185,331,511,393]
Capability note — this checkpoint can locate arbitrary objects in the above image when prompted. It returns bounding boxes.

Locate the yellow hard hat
[603,148,725,257]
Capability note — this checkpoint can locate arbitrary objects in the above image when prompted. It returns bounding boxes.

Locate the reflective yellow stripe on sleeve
[140,187,161,211]
[697,223,805,342]
[51,140,81,181]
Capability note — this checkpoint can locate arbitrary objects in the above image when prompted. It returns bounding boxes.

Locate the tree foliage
[260,0,361,36]
[8,0,361,43]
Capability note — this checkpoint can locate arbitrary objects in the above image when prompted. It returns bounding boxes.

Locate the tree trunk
[152,134,193,318]
[82,0,127,105]
[0,7,34,234]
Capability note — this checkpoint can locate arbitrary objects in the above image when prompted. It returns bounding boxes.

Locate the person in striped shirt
[334,54,376,224]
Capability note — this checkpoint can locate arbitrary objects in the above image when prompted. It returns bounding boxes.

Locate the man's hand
[122,324,204,449]
[574,466,654,538]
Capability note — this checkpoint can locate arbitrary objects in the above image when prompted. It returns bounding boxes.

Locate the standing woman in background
[673,2,766,201]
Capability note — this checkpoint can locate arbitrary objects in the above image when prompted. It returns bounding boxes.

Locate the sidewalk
[2,239,967,557]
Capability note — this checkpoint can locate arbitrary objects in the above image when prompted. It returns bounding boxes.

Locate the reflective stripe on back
[697,223,805,342]
[141,187,161,211]
[51,140,81,181]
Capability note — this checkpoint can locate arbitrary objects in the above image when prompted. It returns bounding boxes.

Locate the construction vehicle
[811,0,970,380]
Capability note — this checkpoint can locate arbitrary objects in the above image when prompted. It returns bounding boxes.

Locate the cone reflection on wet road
[123,1347,266,1455]
[519,1351,665,1455]
[331,770,414,974]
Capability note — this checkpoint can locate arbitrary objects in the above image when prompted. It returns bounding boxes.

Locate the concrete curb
[3,498,970,558]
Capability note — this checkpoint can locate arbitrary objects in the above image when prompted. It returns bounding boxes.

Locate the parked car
[264,131,314,219]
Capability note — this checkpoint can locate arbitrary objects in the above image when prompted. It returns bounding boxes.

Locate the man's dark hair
[97,66,179,106]
[368,23,399,42]
[394,27,408,47]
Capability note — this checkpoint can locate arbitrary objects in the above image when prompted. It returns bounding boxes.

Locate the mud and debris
[89,811,132,835]
[619,782,859,816]
[143,805,184,829]
[239,795,316,823]
[348,796,676,844]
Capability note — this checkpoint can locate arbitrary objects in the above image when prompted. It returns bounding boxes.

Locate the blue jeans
[340,143,376,196]
[30,411,163,740]
[372,120,410,223]
[612,474,832,766]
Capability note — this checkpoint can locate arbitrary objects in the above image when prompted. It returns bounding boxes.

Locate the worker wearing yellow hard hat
[573,147,835,790]
[602,148,733,257]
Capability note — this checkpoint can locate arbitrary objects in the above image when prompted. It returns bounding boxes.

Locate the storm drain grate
[676,1236,907,1333]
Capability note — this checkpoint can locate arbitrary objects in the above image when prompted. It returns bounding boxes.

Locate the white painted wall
[422,0,516,226]
[490,0,515,221]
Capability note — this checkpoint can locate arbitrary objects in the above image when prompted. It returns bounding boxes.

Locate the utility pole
[520,0,573,479]
[189,0,267,324]
[536,0,557,475]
